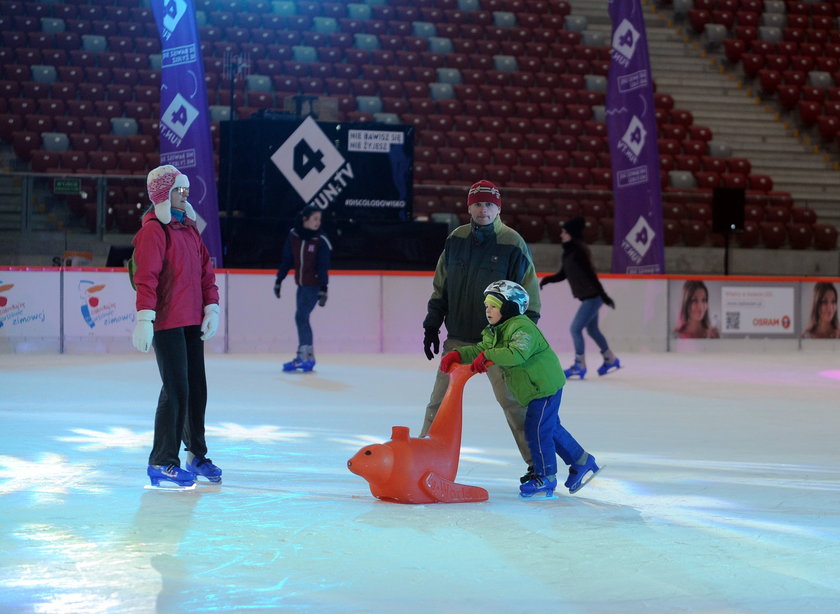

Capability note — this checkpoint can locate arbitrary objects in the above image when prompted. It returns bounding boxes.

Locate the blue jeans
[295,285,320,347]
[524,388,584,478]
[570,296,609,356]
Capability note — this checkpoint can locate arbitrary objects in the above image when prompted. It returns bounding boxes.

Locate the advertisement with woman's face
[669,279,799,340]
[801,281,840,339]
[672,280,720,339]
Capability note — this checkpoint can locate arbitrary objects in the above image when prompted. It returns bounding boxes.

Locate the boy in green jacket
[439,280,600,497]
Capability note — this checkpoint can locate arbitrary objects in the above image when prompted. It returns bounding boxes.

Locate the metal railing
[0,171,148,238]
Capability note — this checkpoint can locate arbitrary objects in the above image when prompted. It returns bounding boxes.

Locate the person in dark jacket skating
[539,216,620,379]
[274,205,332,372]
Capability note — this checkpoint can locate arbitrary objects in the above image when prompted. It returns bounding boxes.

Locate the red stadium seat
[787,223,813,249]
[30,150,62,173]
[545,215,566,243]
[681,220,708,246]
[662,218,681,246]
[777,85,800,110]
[764,205,791,224]
[790,206,817,225]
[747,174,773,192]
[701,156,728,173]
[688,125,713,142]
[758,69,782,94]
[735,220,761,248]
[509,214,545,243]
[760,221,786,248]
[744,203,764,222]
[741,53,764,77]
[798,100,822,126]
[812,223,839,250]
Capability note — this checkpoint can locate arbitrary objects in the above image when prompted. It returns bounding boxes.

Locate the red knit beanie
[466,179,502,208]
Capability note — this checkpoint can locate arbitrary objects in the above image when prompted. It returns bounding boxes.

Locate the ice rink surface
[1,351,839,613]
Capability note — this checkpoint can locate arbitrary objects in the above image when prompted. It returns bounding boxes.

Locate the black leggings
[148,325,208,467]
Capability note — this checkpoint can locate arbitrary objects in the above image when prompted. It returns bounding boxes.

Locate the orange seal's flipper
[421,471,488,503]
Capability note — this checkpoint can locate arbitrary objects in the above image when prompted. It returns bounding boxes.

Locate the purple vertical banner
[606,0,665,274]
[152,0,223,265]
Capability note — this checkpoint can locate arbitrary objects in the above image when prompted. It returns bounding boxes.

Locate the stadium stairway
[628,0,840,230]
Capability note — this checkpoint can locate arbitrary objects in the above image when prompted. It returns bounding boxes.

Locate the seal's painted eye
[364,450,372,455]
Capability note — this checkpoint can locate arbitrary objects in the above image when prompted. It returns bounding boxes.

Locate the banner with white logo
[152,0,223,265]
[221,118,413,223]
[270,116,351,204]
[607,0,666,274]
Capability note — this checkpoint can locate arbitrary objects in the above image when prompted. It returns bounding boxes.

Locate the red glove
[471,352,489,373]
[439,351,460,373]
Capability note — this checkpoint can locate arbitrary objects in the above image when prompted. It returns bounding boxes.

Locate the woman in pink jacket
[132,165,221,490]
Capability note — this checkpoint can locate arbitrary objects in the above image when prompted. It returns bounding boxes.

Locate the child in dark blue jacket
[274,205,332,372]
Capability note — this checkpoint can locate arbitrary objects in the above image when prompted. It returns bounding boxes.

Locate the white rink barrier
[0,268,838,354]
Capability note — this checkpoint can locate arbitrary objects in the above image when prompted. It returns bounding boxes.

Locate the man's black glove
[318,287,328,307]
[423,327,440,360]
[602,293,615,309]
[273,282,281,298]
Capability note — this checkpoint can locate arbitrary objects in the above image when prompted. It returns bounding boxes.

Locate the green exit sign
[53,178,81,195]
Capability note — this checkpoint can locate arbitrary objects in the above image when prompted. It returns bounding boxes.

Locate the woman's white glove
[132,310,155,352]
[201,304,220,341]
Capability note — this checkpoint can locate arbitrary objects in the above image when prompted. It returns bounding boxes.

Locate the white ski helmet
[484,280,529,315]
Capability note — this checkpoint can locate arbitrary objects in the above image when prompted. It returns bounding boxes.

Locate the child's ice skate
[519,474,558,498]
[564,362,586,380]
[282,357,315,372]
[597,357,621,376]
[565,455,600,494]
[186,456,222,483]
[283,344,315,372]
[146,464,196,490]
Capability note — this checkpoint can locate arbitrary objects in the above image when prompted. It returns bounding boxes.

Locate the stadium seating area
[694,0,840,144]
[0,0,835,250]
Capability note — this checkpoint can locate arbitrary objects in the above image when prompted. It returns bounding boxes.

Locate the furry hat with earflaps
[146,165,197,224]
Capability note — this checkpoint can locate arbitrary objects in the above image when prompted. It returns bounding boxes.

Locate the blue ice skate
[563,363,586,380]
[565,455,600,494]
[519,475,558,499]
[186,456,222,484]
[282,357,315,373]
[597,357,621,376]
[147,464,196,490]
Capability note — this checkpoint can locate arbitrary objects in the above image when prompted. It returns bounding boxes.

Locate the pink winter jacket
[132,210,219,331]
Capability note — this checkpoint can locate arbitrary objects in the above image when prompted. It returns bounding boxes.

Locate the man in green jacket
[421,180,540,481]
[439,280,601,498]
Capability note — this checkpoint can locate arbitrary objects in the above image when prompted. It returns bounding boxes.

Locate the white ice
[1,351,839,613]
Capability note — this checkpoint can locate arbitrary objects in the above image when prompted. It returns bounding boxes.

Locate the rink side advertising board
[152,0,223,265]
[0,270,60,337]
[220,117,414,223]
[3,271,836,353]
[606,0,666,275]
[667,280,800,339]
